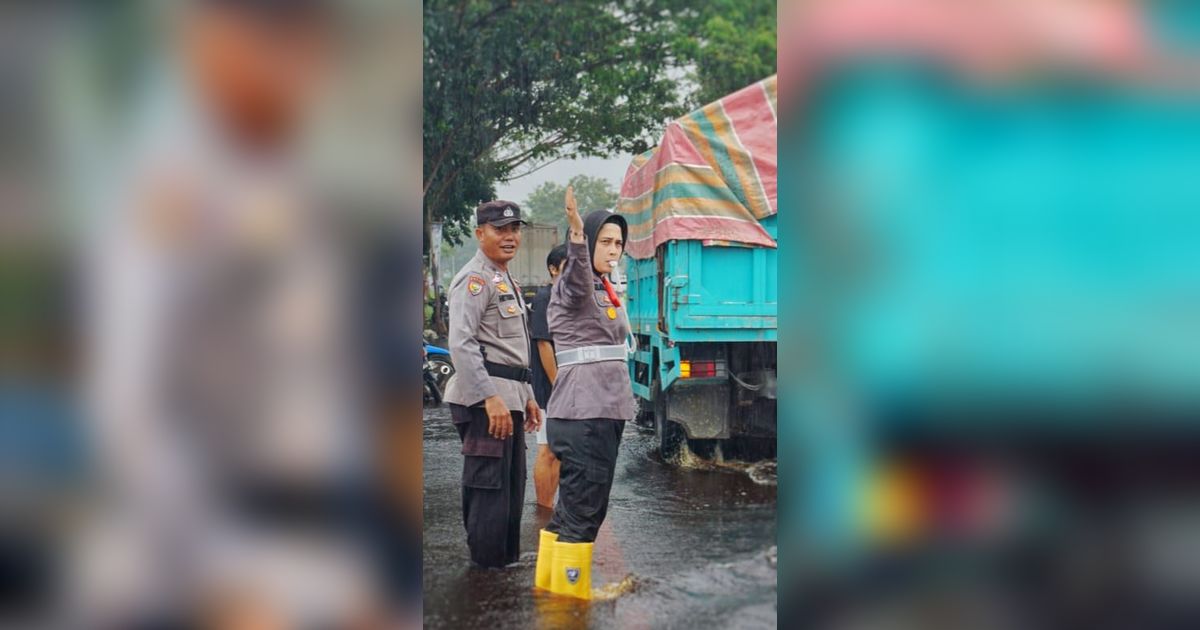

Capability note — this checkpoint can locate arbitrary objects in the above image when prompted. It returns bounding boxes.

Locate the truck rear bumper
[666,376,778,440]
[666,379,732,439]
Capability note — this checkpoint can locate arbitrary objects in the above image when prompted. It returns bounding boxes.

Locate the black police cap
[476,200,527,227]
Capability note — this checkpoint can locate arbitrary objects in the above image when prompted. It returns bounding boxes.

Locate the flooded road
[423,406,777,629]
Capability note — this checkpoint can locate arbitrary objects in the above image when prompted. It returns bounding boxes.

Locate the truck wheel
[654,385,684,461]
[687,439,718,459]
[633,394,654,429]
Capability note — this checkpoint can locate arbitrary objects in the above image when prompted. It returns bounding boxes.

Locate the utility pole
[429,221,447,338]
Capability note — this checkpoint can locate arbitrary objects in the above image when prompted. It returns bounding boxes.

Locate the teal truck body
[625,216,778,448]
[787,1,1200,575]
[619,77,779,456]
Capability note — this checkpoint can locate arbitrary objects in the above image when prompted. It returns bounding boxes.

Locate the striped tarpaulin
[618,75,778,259]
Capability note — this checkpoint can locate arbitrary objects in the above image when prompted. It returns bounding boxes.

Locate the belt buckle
[581,347,598,361]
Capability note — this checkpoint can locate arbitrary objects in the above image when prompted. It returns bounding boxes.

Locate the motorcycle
[423,342,454,406]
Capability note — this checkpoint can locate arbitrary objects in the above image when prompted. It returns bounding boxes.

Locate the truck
[619,76,778,460]
[507,222,560,300]
[789,3,1200,620]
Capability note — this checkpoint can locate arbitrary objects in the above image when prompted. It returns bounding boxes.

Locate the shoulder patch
[466,275,485,296]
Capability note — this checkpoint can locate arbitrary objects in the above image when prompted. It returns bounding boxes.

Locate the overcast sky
[494,153,633,207]
[494,66,695,207]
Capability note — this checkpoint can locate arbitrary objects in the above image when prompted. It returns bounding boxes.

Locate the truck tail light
[862,458,1019,547]
[680,359,727,379]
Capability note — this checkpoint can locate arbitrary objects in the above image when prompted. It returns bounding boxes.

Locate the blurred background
[2,0,421,627]
[780,1,1200,628]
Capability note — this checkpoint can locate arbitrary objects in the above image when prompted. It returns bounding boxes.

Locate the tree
[423,0,688,251]
[670,0,777,107]
[523,175,619,233]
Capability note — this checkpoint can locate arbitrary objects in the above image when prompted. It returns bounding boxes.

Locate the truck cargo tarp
[618,75,778,260]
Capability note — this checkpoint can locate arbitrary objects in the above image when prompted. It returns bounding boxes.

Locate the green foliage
[522,175,618,232]
[670,0,777,107]
[424,0,686,247]
[423,0,777,250]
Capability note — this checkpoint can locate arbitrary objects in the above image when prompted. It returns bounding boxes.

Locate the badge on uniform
[498,282,510,293]
[507,305,517,314]
[606,307,617,320]
[566,567,580,584]
[493,271,503,283]
[467,275,484,296]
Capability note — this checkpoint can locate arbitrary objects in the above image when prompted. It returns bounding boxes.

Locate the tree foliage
[424,0,686,247]
[522,175,618,233]
[422,0,777,251]
[671,0,778,107]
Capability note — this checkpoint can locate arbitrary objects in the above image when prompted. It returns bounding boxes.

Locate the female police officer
[534,186,633,599]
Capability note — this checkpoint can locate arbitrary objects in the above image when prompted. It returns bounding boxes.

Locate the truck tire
[654,384,684,461]
[687,439,718,459]
[634,393,655,429]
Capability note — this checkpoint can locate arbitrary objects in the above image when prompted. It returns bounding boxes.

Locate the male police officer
[443,200,542,568]
[82,1,394,626]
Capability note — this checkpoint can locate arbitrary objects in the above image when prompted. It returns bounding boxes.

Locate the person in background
[531,244,568,509]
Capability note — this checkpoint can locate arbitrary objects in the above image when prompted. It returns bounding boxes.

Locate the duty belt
[484,360,532,383]
[555,344,627,367]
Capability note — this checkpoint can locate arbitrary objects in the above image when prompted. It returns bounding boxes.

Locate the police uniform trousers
[450,403,526,568]
[545,418,625,543]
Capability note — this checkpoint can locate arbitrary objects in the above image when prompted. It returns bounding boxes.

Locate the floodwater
[422,405,777,629]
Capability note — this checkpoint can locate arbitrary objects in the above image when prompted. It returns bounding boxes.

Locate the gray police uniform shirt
[443,249,536,412]
[545,240,635,421]
[84,70,372,617]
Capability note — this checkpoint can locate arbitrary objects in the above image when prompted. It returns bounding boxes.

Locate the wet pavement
[422,405,777,629]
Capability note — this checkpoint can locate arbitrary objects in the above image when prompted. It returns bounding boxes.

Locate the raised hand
[565,184,583,243]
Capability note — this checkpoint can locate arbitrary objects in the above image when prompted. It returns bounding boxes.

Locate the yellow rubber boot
[534,529,558,590]
[549,540,593,600]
